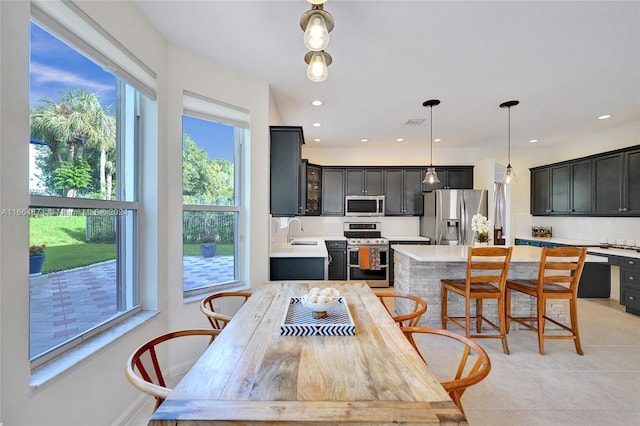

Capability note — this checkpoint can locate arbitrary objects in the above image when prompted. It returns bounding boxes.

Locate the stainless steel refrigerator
[420,189,488,245]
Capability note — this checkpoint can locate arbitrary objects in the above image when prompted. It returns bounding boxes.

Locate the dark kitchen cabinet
[423,167,474,191]
[325,240,347,280]
[345,168,384,195]
[619,256,640,315]
[270,126,303,217]
[301,160,321,215]
[530,168,551,215]
[593,148,640,216]
[270,257,325,280]
[321,168,346,216]
[531,159,592,216]
[550,164,570,214]
[384,168,424,215]
[570,160,592,214]
[593,153,624,215]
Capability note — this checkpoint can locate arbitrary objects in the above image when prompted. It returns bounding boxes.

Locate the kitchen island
[392,245,607,328]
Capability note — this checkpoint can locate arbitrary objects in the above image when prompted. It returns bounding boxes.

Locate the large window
[28,16,150,366]
[182,92,247,295]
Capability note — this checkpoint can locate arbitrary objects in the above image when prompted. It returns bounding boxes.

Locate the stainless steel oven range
[343,222,389,287]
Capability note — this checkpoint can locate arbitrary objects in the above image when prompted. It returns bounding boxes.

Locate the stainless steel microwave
[345,195,385,216]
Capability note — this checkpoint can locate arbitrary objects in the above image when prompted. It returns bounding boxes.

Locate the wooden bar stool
[505,246,587,355]
[441,246,513,354]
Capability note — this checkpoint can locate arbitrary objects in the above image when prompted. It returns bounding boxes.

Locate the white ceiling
[134,0,640,152]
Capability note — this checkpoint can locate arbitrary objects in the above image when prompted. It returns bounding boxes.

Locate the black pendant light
[422,99,441,184]
[500,100,519,184]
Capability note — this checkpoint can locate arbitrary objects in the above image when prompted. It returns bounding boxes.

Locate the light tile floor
[124,298,640,425]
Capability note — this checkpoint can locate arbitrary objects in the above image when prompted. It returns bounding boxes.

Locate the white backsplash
[514,214,640,243]
[269,215,421,249]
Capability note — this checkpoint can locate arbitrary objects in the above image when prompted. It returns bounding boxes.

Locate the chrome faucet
[287,217,304,244]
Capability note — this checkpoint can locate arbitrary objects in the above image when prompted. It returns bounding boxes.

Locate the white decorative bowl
[301,297,339,313]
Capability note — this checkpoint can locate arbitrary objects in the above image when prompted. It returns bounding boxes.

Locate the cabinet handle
[629,276,635,281]
[629,260,636,265]
[630,296,636,301]
[622,207,628,211]
[328,254,333,264]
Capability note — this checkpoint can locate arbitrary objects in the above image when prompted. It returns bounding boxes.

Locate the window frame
[181,99,247,297]
[28,13,150,368]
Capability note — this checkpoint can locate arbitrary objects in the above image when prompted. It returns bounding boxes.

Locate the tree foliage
[30,89,114,197]
[52,158,92,197]
[182,134,234,205]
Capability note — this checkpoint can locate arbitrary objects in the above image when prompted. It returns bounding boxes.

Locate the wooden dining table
[149,281,467,425]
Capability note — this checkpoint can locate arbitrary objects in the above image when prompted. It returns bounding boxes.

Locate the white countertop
[515,236,600,246]
[270,236,330,258]
[393,244,608,263]
[515,236,640,259]
[384,235,430,242]
[587,246,640,259]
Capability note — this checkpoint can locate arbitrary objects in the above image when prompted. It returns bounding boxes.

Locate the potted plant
[29,244,47,275]
[199,233,217,258]
[471,214,491,246]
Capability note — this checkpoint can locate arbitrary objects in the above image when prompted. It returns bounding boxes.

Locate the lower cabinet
[618,256,640,315]
[325,240,347,280]
[270,257,326,280]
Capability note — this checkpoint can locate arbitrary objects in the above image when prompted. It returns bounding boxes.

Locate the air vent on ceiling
[405,119,425,125]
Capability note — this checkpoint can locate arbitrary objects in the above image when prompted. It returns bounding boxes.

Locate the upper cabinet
[531,145,639,217]
[594,148,640,215]
[321,168,346,216]
[384,168,425,215]
[301,160,322,215]
[345,168,384,195]
[532,160,592,215]
[422,167,474,191]
[270,126,303,217]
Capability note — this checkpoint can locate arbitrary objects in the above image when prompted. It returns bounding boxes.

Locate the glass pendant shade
[503,165,516,184]
[304,13,330,51]
[307,52,329,82]
[423,167,440,184]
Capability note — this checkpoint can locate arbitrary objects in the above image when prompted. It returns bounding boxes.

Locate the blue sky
[29,22,234,163]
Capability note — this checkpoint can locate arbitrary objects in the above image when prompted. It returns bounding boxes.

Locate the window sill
[29,310,159,389]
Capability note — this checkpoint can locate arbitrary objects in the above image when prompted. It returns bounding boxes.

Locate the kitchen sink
[290,240,318,246]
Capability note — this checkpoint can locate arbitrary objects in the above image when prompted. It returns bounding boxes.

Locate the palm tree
[30,89,114,198]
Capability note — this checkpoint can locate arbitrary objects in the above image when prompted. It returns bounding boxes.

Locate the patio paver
[29,255,234,358]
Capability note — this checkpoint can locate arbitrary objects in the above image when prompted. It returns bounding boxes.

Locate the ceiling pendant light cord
[430,104,434,167]
[499,100,519,183]
[507,105,511,167]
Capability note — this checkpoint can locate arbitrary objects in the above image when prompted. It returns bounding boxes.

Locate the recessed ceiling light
[360,138,369,142]
[433,138,442,142]
[396,138,404,142]
[311,100,323,106]
[529,139,539,143]
[313,138,321,142]
[598,114,612,120]
[312,122,322,127]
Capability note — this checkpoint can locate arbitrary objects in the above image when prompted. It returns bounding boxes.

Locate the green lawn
[31,215,232,273]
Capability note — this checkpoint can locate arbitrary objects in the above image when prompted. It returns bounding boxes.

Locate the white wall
[0,1,273,424]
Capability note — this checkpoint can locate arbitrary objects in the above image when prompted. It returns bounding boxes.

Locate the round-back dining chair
[401,326,491,415]
[376,291,428,327]
[125,329,221,411]
[200,291,252,330]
